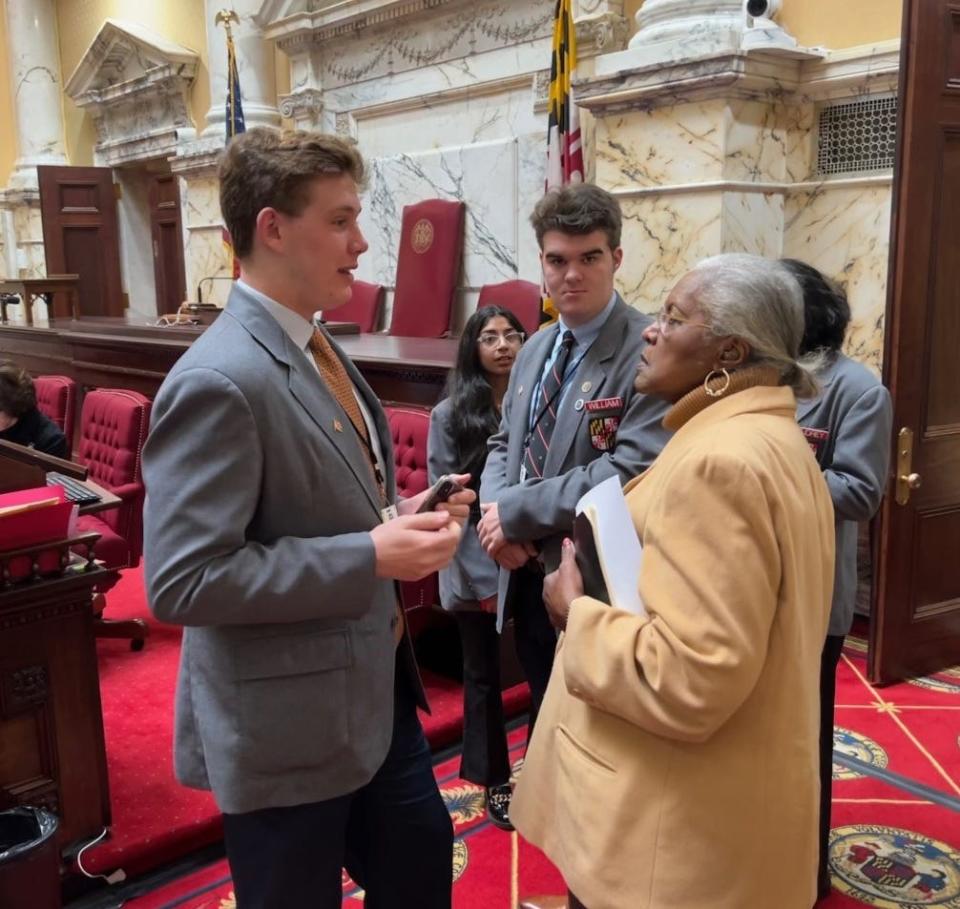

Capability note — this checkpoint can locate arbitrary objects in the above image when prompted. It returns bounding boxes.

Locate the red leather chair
[477,280,543,338]
[384,403,441,638]
[33,374,77,450]
[389,199,465,337]
[75,388,152,650]
[332,280,385,333]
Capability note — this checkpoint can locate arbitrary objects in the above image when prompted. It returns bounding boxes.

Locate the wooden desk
[0,275,80,325]
[0,319,456,407]
[0,561,112,851]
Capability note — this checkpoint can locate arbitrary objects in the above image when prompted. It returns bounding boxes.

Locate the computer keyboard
[47,471,102,506]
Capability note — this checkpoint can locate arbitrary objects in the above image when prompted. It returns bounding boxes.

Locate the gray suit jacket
[479,296,670,628]
[797,353,893,636]
[428,397,500,610]
[142,284,406,815]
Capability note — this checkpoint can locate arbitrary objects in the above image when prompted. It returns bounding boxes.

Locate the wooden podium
[0,443,112,853]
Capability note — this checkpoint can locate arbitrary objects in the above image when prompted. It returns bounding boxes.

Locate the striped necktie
[524,330,575,479]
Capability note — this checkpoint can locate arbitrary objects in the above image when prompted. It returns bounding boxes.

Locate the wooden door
[38,166,124,318]
[871,0,960,683]
[149,174,187,317]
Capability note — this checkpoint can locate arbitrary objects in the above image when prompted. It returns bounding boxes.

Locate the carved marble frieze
[65,19,199,167]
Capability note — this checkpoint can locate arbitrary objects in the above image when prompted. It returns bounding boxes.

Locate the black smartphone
[417,475,465,513]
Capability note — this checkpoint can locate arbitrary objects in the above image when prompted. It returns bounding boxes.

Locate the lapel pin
[581,381,592,393]
[517,385,524,396]
[574,398,585,411]
[333,419,344,433]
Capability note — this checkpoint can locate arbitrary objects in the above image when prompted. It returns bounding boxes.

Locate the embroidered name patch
[801,426,830,459]
[585,396,623,412]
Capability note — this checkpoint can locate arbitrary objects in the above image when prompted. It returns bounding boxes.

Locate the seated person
[0,361,68,458]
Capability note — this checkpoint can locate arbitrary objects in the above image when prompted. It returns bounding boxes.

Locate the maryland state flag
[221,23,245,279]
[541,0,584,327]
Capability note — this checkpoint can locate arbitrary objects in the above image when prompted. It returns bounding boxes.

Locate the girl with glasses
[427,304,526,830]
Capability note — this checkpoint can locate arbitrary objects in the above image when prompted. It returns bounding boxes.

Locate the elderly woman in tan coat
[511,254,836,909]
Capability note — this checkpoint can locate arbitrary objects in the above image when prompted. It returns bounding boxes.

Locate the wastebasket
[0,807,61,909]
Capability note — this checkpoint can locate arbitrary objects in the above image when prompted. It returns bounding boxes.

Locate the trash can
[0,807,61,909]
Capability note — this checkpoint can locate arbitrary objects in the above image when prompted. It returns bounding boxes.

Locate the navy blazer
[797,353,893,636]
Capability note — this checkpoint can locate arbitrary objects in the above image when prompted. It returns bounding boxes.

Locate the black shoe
[486,783,514,831]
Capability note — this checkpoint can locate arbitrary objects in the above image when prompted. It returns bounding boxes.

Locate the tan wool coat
[511,381,836,909]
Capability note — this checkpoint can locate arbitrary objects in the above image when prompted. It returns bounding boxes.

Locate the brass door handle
[895,428,921,505]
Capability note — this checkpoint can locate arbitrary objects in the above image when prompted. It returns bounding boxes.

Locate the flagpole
[215,10,240,139]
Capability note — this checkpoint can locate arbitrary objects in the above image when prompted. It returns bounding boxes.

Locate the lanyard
[527,344,591,435]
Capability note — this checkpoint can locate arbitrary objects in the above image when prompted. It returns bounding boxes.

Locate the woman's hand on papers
[543,538,584,632]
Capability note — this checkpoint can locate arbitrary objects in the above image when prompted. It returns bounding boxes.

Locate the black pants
[222,667,453,909]
[455,610,511,787]
[511,566,558,736]
[818,633,846,897]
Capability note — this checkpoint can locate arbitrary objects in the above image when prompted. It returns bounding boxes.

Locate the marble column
[4,0,68,191]
[201,0,281,138]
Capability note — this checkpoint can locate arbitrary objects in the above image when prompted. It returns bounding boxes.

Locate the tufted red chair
[332,280,385,333]
[389,198,465,338]
[34,374,77,451]
[477,280,543,338]
[384,403,441,639]
[75,388,152,649]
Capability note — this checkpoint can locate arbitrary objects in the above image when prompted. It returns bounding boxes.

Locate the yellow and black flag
[541,0,584,327]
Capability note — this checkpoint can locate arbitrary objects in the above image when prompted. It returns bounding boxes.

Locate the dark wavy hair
[0,360,36,417]
[447,305,525,473]
[781,258,851,356]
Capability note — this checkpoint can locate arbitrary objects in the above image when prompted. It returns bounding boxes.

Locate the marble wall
[581,42,898,374]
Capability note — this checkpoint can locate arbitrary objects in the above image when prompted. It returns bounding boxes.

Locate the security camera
[744,0,782,18]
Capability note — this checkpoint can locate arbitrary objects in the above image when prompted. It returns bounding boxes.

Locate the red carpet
[123,729,564,909]
[88,579,960,907]
[85,566,529,877]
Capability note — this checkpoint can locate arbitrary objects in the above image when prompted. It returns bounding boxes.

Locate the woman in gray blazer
[784,259,894,902]
[428,305,527,831]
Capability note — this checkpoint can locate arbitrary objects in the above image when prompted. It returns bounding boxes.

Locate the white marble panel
[595,100,727,190]
[616,192,722,312]
[516,132,548,285]
[784,102,816,184]
[355,85,543,160]
[359,139,520,293]
[720,191,784,257]
[784,183,893,374]
[723,100,787,183]
[182,176,223,228]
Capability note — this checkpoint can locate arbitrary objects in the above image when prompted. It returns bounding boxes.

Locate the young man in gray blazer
[142,129,473,909]
[478,185,670,770]
[784,258,893,901]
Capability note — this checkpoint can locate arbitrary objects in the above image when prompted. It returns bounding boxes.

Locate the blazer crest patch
[586,397,623,451]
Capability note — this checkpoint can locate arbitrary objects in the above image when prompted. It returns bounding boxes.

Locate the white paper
[575,475,646,618]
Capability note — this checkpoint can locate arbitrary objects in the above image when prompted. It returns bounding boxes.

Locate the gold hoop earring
[703,368,731,398]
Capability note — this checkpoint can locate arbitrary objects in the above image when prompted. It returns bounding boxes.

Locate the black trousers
[455,610,511,787]
[222,665,453,909]
[511,566,558,736]
[818,633,846,897]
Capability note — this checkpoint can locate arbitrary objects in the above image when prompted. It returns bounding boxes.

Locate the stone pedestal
[577,39,899,372]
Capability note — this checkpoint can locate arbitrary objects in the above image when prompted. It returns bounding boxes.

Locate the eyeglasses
[654,304,711,337]
[477,331,525,349]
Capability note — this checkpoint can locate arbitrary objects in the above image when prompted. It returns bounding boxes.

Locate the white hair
[689,253,822,399]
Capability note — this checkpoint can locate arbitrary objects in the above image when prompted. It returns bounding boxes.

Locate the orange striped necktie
[307,327,385,503]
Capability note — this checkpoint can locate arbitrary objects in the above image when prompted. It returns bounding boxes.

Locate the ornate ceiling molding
[65,19,198,167]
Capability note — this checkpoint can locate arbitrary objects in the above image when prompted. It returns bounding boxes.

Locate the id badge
[519,463,527,483]
[380,504,399,523]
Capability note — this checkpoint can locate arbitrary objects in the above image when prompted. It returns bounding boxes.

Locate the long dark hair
[781,258,851,356]
[447,305,525,474]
